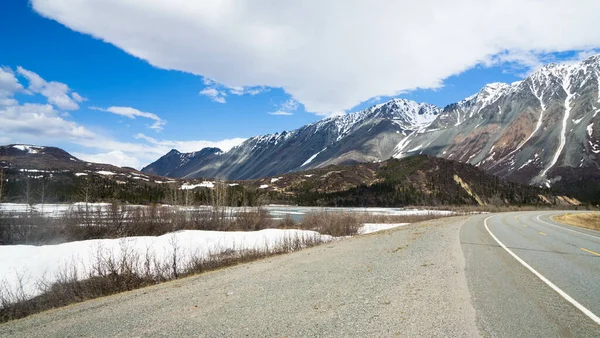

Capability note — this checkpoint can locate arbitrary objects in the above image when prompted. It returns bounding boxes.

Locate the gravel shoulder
[0,216,479,337]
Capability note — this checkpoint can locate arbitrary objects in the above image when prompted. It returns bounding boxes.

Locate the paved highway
[461,211,600,336]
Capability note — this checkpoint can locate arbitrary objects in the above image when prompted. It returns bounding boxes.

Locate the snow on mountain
[143,55,600,200]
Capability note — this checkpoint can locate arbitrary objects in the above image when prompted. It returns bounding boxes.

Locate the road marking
[484,216,600,325]
[539,232,547,236]
[581,247,600,257]
[536,215,600,241]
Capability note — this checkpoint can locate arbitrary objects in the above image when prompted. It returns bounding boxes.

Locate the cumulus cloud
[0,65,243,169]
[91,106,167,131]
[0,67,24,106]
[0,103,95,142]
[30,0,600,116]
[16,66,80,110]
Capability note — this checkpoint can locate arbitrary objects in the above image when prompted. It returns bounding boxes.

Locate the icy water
[0,203,453,222]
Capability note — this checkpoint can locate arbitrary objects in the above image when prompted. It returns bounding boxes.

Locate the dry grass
[414,204,596,214]
[553,212,600,231]
[276,211,452,237]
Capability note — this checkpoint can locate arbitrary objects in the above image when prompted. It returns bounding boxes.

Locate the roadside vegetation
[0,178,456,323]
[553,212,600,231]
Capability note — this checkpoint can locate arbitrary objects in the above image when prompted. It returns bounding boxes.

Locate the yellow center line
[581,247,600,257]
[539,232,548,236]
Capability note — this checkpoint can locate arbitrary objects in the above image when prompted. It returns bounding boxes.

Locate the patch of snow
[12,145,43,154]
[181,181,214,190]
[301,148,326,167]
[74,173,88,177]
[19,169,46,173]
[572,117,584,125]
[96,171,116,176]
[518,159,534,171]
[228,183,239,187]
[259,184,269,189]
[304,174,314,178]
[358,223,408,235]
[540,73,574,179]
[588,123,594,137]
[270,177,283,183]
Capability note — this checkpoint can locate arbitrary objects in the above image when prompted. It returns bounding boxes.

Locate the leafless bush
[230,207,272,231]
[295,212,362,236]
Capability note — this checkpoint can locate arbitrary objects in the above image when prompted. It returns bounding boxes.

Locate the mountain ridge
[144,55,599,202]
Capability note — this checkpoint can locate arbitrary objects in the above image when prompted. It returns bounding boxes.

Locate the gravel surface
[0,216,479,337]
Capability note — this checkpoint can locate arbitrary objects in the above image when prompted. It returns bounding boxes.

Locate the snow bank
[359,223,408,235]
[0,229,331,301]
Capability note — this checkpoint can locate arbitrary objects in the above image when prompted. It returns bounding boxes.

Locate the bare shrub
[230,207,272,231]
[297,212,361,236]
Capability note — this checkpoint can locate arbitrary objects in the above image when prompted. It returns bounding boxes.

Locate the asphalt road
[1,211,599,337]
[461,211,600,336]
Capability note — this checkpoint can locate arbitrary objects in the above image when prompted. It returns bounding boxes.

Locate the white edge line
[484,215,600,325]
[536,214,600,241]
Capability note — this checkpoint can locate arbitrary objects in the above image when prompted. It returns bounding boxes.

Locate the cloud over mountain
[31,0,600,116]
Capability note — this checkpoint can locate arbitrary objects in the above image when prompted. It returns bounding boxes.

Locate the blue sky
[2,1,599,168]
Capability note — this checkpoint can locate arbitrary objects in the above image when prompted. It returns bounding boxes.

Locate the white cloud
[199,87,226,103]
[227,85,268,96]
[268,111,293,116]
[30,0,600,117]
[16,66,80,110]
[72,150,142,169]
[134,133,246,153]
[0,66,243,170]
[0,67,24,106]
[269,99,299,116]
[0,103,95,142]
[91,106,167,131]
[71,92,86,102]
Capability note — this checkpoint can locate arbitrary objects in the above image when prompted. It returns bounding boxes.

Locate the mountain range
[143,55,600,202]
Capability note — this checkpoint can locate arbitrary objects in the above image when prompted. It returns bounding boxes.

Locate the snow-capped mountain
[143,98,440,179]
[143,55,600,201]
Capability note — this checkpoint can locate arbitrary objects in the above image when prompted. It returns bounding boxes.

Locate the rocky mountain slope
[251,155,576,207]
[143,56,600,202]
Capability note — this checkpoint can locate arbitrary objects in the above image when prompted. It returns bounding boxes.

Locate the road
[462,211,600,336]
[1,211,599,337]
